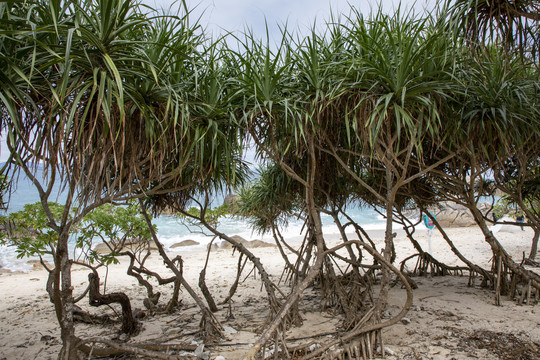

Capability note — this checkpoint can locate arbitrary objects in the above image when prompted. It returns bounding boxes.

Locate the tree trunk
[378,162,395,313]
[246,135,326,359]
[529,229,539,261]
[88,273,138,334]
[199,268,218,312]
[54,231,79,360]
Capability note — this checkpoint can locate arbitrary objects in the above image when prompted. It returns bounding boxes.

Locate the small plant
[0,201,154,264]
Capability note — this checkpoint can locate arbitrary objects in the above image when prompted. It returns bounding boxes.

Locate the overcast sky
[152,0,438,41]
[0,0,439,163]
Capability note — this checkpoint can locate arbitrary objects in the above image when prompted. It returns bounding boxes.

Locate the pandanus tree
[1,0,247,358]
[1,0,538,358]
[233,8,460,357]
[315,8,458,313]
[434,0,540,299]
[445,49,540,297]
[410,29,540,299]
[232,33,332,358]
[487,66,540,263]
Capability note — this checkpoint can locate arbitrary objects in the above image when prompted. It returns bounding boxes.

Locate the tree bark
[199,242,218,312]
[88,273,138,335]
[55,231,79,360]
[378,160,395,313]
[529,229,539,261]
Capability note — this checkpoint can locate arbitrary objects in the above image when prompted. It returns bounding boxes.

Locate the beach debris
[223,325,238,335]
[132,308,147,319]
[40,335,55,343]
[454,328,540,359]
[376,346,395,356]
[194,344,210,360]
[400,317,411,325]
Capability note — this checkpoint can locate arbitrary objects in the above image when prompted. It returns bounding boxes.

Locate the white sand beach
[0,226,538,359]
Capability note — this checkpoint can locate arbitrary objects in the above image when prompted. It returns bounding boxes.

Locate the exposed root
[78,337,198,359]
[401,252,468,277]
[139,201,224,341]
[492,254,540,305]
[297,308,382,360]
[315,264,376,329]
[72,305,112,325]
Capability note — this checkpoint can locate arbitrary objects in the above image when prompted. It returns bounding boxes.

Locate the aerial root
[400,252,468,277]
[296,308,382,360]
[492,254,540,305]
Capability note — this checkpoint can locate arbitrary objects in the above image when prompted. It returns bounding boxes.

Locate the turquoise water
[0,166,385,271]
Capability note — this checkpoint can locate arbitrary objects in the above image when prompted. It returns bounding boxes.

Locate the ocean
[0,166,386,271]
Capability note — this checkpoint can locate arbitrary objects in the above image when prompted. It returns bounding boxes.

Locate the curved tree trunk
[88,273,138,334]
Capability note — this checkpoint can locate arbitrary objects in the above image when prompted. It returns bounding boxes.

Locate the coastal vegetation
[0,0,538,359]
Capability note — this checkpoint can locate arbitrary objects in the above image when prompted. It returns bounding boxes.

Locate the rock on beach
[93,241,158,254]
[429,201,490,227]
[170,240,200,248]
[221,235,276,249]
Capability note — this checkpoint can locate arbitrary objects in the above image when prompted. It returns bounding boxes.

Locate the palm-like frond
[2,0,248,212]
[451,49,540,162]
[450,0,539,63]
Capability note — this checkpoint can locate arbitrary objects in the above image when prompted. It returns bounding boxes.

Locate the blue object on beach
[423,213,436,229]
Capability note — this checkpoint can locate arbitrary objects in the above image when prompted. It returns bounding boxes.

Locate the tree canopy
[0,0,539,359]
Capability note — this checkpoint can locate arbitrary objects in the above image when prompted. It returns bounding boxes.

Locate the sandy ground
[0,226,539,360]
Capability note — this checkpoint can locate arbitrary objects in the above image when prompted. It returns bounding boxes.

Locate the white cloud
[150,0,439,41]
